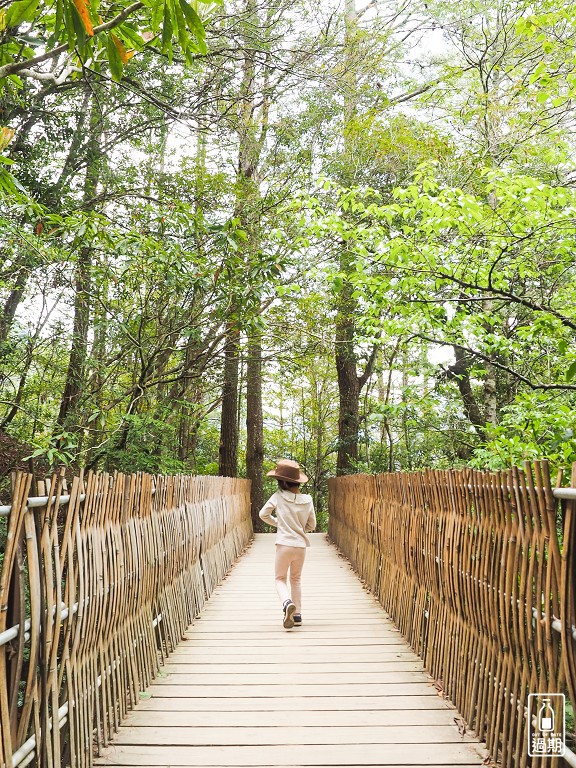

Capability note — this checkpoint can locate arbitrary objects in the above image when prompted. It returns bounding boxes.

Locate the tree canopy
[2,0,576,516]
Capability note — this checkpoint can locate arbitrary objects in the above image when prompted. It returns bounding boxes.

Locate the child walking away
[259,459,316,629]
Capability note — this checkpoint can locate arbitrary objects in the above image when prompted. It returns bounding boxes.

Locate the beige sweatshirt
[259,490,316,547]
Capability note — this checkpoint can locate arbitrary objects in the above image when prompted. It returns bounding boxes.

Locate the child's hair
[278,479,300,493]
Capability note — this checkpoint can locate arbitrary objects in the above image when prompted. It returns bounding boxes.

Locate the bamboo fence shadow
[328,461,576,768]
[0,470,252,768]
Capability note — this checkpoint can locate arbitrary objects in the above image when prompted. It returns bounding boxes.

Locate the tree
[300,165,576,468]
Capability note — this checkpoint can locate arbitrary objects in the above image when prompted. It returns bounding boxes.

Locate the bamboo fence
[0,470,252,768]
[328,462,576,768]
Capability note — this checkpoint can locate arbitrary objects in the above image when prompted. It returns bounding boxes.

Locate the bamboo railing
[0,470,252,768]
[328,462,576,768]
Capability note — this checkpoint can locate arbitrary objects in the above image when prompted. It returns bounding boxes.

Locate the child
[259,459,316,629]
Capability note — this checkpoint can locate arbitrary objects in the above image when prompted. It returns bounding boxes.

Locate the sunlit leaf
[161,0,173,55]
[71,0,94,35]
[6,0,40,26]
[0,128,15,151]
[106,31,124,80]
[111,33,134,63]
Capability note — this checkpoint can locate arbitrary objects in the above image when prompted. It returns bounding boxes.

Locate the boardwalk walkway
[95,534,487,767]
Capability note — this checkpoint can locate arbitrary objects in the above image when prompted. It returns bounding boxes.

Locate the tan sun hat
[267,459,308,484]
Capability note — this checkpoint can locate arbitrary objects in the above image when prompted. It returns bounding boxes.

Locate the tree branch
[358,339,380,389]
[416,333,576,392]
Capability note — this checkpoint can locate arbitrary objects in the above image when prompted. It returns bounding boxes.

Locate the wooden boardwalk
[95,534,487,767]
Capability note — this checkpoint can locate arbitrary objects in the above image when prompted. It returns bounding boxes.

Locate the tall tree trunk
[482,300,498,425]
[219,326,240,477]
[55,94,101,438]
[335,0,367,475]
[447,345,486,439]
[335,248,361,474]
[483,365,498,425]
[84,293,108,466]
[1,341,33,428]
[401,353,412,470]
[246,334,264,528]
[55,244,91,434]
[220,0,270,482]
[0,270,28,349]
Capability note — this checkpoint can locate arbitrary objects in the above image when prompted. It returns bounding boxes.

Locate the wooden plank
[122,709,459,727]
[146,683,438,697]
[151,671,428,684]
[112,725,478,746]
[187,618,392,624]
[163,662,424,674]
[134,695,452,711]
[176,637,408,646]
[168,648,416,659]
[94,743,484,765]
[193,616,392,623]
[95,765,482,768]
[183,630,400,638]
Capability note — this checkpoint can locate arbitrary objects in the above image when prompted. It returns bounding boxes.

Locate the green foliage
[470,392,576,475]
[97,414,187,474]
[26,431,77,466]
[0,0,216,90]
[298,167,576,385]
[2,0,576,496]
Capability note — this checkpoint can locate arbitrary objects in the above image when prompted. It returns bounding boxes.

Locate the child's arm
[305,504,316,533]
[259,496,278,527]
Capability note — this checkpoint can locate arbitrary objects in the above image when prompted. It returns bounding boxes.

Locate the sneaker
[293,614,302,626]
[283,600,296,629]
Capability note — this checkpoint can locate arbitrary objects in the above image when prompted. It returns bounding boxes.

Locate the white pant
[274,544,306,613]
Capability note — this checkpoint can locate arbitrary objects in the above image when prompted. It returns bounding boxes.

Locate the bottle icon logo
[538,699,554,732]
[528,693,565,757]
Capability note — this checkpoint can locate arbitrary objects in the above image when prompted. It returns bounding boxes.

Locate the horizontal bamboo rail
[328,461,576,768]
[0,470,252,768]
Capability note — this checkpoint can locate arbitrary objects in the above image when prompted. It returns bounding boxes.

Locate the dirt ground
[0,430,49,502]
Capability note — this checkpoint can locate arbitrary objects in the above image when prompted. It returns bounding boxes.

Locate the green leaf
[69,0,88,51]
[178,0,207,52]
[63,0,79,49]
[116,23,144,50]
[172,0,189,51]
[150,0,163,32]
[567,361,576,382]
[54,0,64,39]
[6,0,40,25]
[161,0,173,58]
[106,32,124,81]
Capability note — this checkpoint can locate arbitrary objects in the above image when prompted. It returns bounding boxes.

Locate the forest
[1,0,576,527]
